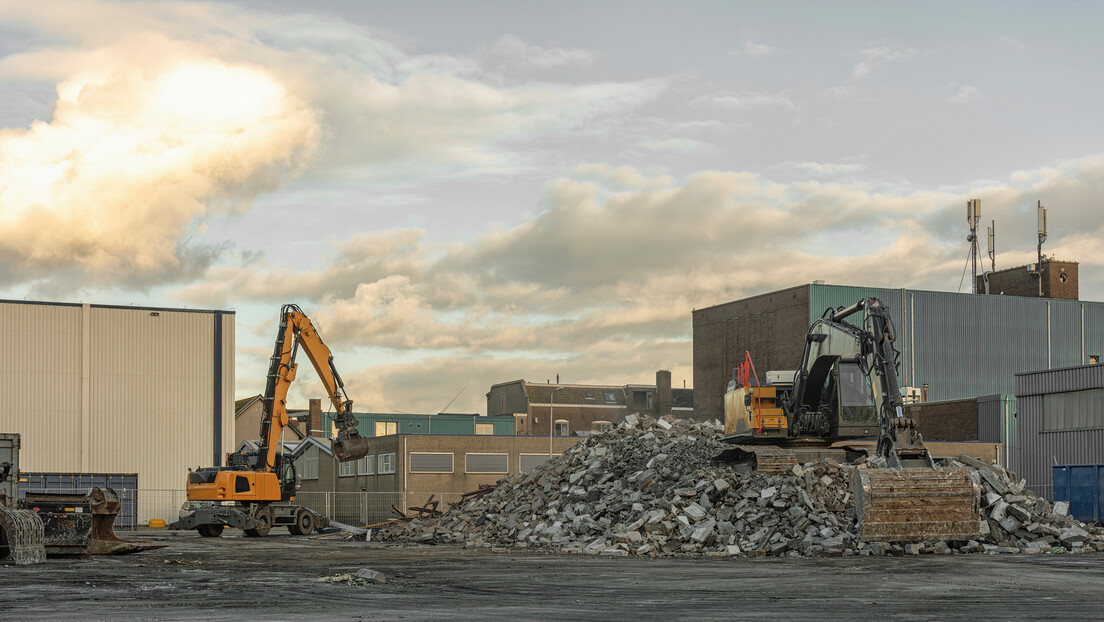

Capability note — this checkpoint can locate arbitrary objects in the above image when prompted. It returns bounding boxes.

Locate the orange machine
[172,304,370,537]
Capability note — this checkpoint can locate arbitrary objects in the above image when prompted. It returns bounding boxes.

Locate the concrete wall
[692,285,810,417]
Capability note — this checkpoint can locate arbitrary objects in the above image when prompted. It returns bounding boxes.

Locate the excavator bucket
[0,503,46,565]
[852,467,982,542]
[85,488,165,555]
[333,436,370,462]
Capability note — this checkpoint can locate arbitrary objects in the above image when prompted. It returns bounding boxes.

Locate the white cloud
[636,138,710,154]
[851,46,919,79]
[948,84,980,104]
[690,91,794,110]
[480,34,595,68]
[729,40,779,58]
[784,161,868,177]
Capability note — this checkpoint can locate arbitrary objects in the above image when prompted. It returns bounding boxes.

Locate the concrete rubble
[377,416,1104,557]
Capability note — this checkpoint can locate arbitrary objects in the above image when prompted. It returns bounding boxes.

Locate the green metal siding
[321,412,513,438]
[808,283,1104,402]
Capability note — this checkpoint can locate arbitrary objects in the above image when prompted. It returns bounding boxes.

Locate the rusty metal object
[0,500,46,565]
[407,495,442,519]
[86,488,166,555]
[333,436,370,462]
[451,484,497,510]
[852,467,981,542]
[22,488,164,556]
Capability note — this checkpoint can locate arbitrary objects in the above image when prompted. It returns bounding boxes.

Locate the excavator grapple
[852,467,981,542]
[0,503,46,565]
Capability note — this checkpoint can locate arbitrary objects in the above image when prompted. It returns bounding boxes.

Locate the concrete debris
[376,416,1104,558]
[318,568,387,585]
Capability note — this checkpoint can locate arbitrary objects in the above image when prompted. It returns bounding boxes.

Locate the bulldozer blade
[86,488,165,556]
[0,504,46,565]
[852,467,982,543]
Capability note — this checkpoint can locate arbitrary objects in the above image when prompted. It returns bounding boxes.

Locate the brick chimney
[309,399,322,438]
[656,370,672,417]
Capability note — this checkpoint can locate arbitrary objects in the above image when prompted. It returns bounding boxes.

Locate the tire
[288,509,316,536]
[243,505,274,538]
[196,524,224,538]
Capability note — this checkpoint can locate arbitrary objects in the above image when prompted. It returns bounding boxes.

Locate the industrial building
[693,280,1104,418]
[486,370,694,437]
[274,434,580,525]
[1007,363,1104,500]
[0,300,235,507]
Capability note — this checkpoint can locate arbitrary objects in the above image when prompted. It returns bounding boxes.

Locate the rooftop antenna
[1036,200,1048,296]
[987,220,995,272]
[966,199,981,293]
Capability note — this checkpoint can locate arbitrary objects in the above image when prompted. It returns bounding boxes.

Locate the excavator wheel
[196,524,224,538]
[287,508,316,536]
[244,505,274,538]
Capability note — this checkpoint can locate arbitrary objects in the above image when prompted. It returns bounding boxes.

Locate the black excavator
[716,297,982,542]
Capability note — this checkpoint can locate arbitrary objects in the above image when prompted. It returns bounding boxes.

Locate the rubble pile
[945,455,1104,554]
[377,415,1103,557]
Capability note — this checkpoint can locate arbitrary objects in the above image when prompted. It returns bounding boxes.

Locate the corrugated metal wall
[0,301,235,492]
[977,394,1016,466]
[1011,365,1104,498]
[809,284,1104,402]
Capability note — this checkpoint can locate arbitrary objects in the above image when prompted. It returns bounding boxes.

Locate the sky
[2,0,1104,416]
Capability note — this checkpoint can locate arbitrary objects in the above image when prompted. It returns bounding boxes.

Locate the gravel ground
[3,530,1104,621]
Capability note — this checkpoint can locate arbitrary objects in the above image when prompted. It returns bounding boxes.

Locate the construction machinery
[717,297,981,542]
[172,304,369,537]
[2,433,159,563]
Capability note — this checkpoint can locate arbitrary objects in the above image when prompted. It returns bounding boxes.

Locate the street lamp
[550,386,564,460]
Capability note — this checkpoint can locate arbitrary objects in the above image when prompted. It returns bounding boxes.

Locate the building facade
[1009,363,1104,499]
[693,282,1104,417]
[0,300,235,492]
[486,370,694,437]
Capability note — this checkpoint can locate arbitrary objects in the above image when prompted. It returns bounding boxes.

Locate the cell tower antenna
[966,199,981,293]
[987,219,995,272]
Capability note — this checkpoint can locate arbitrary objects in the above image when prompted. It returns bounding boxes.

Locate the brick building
[977,260,1078,300]
[486,371,694,437]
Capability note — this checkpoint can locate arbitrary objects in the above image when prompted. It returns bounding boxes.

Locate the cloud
[479,34,595,68]
[0,0,665,292]
[999,36,1026,55]
[782,161,868,177]
[636,138,710,154]
[851,46,919,79]
[729,40,779,58]
[690,91,794,110]
[948,84,980,104]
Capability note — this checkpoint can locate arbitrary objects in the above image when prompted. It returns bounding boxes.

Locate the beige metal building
[0,300,235,495]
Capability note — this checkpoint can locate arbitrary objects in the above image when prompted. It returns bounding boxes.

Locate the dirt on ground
[3,530,1104,621]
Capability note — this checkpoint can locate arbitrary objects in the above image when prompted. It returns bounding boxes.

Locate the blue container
[1052,464,1104,524]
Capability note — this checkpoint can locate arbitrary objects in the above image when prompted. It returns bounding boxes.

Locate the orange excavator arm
[256,304,370,471]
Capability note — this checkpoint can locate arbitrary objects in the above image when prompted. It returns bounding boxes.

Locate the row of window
[336,452,557,477]
[1042,388,1104,432]
[370,421,495,436]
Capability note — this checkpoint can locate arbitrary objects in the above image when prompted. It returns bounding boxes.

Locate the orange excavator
[172,304,370,537]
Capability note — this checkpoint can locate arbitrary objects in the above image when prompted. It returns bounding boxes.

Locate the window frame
[358,454,375,476]
[475,423,494,435]
[408,452,454,474]
[377,453,396,475]
[554,419,570,436]
[339,459,355,478]
[465,452,509,474]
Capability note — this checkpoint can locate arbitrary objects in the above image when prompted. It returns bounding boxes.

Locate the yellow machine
[172,304,370,537]
[719,298,981,542]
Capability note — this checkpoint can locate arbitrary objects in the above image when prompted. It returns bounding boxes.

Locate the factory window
[585,390,594,400]
[409,452,454,473]
[378,453,396,474]
[1090,355,1100,365]
[299,453,318,480]
[465,453,508,474]
[475,423,494,435]
[358,455,375,476]
[520,453,558,472]
[375,421,398,437]
[592,420,612,433]
[1042,388,1104,432]
[339,459,355,477]
[554,419,570,436]
[604,391,617,403]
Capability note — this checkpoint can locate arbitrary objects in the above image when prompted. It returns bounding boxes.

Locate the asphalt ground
[3,530,1104,621]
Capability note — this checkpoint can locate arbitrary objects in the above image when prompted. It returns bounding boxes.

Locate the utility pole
[1037,201,1047,296]
[966,199,981,293]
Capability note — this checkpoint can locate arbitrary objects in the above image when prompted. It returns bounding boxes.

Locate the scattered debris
[376,416,1104,557]
[318,568,387,585]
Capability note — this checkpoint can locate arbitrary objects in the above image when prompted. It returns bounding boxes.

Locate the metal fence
[18,487,476,530]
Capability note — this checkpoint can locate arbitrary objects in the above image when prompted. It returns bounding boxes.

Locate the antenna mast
[987,220,995,272]
[1036,201,1047,296]
[966,199,981,293]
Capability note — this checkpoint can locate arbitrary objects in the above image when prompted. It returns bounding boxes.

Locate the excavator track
[852,467,981,542]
